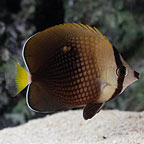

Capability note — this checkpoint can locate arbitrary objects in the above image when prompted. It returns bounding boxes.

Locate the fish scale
[45,39,102,106]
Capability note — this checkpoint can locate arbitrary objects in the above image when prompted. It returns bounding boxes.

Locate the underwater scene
[0,0,144,143]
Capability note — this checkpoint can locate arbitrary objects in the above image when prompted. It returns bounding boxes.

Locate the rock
[0,48,10,62]
[0,110,144,144]
[0,21,5,36]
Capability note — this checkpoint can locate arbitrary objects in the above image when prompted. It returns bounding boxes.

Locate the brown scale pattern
[47,36,102,107]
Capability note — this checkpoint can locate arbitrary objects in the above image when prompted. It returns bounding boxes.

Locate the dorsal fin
[71,23,105,40]
[44,23,106,40]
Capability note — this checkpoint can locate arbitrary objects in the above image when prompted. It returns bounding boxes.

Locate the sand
[0,110,144,144]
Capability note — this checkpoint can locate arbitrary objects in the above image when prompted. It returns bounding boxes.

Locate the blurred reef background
[0,0,144,129]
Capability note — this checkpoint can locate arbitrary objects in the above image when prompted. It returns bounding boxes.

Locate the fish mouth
[134,71,140,80]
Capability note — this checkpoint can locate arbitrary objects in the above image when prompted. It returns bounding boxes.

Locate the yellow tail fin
[15,62,31,95]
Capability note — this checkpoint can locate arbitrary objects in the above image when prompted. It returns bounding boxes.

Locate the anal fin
[26,81,66,113]
[83,103,105,120]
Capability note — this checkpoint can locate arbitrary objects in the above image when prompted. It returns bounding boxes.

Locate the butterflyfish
[13,23,139,120]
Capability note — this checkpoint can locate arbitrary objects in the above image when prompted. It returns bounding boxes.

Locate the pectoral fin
[83,103,105,120]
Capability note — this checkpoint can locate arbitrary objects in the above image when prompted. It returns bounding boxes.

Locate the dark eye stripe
[108,46,125,101]
[113,46,123,66]
[116,66,126,77]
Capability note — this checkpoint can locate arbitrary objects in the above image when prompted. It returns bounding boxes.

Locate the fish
[13,23,139,120]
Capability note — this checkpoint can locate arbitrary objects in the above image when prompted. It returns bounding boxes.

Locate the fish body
[14,23,139,120]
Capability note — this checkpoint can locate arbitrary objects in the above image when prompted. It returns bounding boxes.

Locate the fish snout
[134,71,140,80]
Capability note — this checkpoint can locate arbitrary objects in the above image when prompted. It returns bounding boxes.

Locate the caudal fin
[15,62,31,95]
[5,60,31,96]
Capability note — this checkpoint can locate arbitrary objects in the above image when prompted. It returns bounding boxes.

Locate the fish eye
[116,66,127,77]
